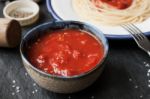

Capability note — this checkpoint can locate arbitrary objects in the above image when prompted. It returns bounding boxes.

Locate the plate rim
[46,0,150,39]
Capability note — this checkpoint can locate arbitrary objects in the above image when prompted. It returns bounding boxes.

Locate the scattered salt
[11,92,15,96]
[147,73,150,77]
[145,64,150,67]
[129,78,132,82]
[16,86,20,90]
[16,90,20,93]
[35,89,38,92]
[12,80,15,83]
[91,96,95,99]
[144,62,150,88]
[25,72,28,76]
[12,85,15,88]
[33,83,36,86]
[32,91,35,94]
[134,85,138,89]
[140,95,143,98]
[68,96,71,99]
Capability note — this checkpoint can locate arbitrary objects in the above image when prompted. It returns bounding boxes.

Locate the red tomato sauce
[94,0,133,9]
[27,29,104,77]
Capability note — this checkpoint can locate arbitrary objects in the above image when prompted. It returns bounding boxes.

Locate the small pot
[20,21,109,93]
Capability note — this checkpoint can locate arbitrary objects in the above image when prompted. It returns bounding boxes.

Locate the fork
[121,23,150,56]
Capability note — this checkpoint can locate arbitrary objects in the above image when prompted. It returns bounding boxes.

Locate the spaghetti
[72,0,150,26]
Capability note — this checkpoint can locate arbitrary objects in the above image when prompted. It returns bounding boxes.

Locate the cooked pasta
[72,0,150,26]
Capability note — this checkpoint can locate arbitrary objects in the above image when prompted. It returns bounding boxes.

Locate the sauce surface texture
[95,0,133,9]
[28,29,104,77]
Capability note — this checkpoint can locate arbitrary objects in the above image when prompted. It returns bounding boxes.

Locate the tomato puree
[95,0,133,9]
[28,29,104,77]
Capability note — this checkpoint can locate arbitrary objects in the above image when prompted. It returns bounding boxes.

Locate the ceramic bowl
[3,0,39,26]
[20,21,109,93]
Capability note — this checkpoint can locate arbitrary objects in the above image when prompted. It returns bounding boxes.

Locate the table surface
[0,1,150,99]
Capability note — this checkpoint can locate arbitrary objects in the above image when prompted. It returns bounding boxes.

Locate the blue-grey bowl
[20,21,109,93]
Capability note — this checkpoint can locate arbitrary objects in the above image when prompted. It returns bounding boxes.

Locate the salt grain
[16,90,20,93]
[33,83,36,86]
[25,72,28,76]
[147,73,150,77]
[140,95,143,98]
[16,86,20,90]
[12,85,15,88]
[11,92,15,96]
[91,96,95,99]
[129,78,132,82]
[35,89,38,92]
[32,91,35,94]
[143,61,146,64]
[144,62,150,88]
[68,96,71,99]
[145,64,150,67]
[134,85,138,89]
[12,80,16,84]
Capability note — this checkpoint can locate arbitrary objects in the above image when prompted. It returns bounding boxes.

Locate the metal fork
[121,23,150,56]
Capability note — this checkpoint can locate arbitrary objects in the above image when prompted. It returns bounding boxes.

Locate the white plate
[46,0,150,39]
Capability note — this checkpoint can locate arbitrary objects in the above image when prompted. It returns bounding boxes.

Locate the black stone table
[0,1,150,99]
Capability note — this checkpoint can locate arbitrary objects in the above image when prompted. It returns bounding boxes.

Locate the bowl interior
[20,21,109,78]
[4,1,39,20]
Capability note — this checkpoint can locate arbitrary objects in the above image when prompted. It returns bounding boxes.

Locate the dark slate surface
[0,1,150,99]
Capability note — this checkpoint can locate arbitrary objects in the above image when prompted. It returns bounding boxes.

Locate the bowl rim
[20,20,109,79]
[3,0,39,21]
